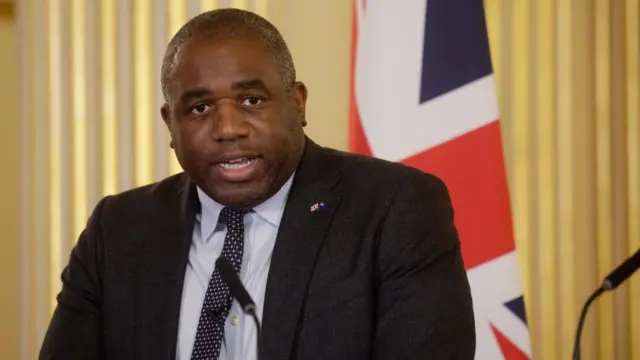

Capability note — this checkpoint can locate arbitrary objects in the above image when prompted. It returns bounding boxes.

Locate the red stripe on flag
[348,0,372,156]
[401,121,515,270]
[348,108,372,155]
[490,325,530,360]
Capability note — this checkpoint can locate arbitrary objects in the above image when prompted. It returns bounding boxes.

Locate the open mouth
[214,157,260,182]
[217,157,256,169]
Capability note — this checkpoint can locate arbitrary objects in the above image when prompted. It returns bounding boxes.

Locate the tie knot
[220,207,249,225]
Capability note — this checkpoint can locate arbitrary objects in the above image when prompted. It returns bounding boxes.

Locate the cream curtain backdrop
[14,0,639,359]
[485,0,639,359]
[0,3,21,360]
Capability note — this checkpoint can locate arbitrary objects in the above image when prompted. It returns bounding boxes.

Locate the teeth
[218,158,254,169]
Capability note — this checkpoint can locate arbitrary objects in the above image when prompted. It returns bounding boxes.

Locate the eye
[191,104,211,115]
[240,96,263,107]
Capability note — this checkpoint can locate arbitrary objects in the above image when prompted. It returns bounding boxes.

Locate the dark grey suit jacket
[39,138,475,360]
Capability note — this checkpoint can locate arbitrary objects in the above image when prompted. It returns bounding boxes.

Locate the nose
[211,102,250,141]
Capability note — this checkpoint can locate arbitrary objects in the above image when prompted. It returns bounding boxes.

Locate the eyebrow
[177,78,271,104]
[178,88,211,104]
[233,78,270,95]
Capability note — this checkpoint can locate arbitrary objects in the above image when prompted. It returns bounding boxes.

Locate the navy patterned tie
[190,207,248,360]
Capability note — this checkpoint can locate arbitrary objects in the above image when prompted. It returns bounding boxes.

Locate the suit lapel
[262,139,342,360]
[134,174,198,360]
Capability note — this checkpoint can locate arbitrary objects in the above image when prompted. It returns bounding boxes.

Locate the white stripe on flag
[356,74,500,162]
[467,252,533,359]
[353,0,499,161]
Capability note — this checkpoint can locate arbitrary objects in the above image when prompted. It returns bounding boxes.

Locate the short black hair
[161,8,296,102]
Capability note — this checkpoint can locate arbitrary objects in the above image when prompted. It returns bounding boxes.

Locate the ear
[161,103,171,129]
[291,81,308,127]
[161,103,175,148]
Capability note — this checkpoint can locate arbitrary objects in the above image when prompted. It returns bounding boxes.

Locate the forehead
[169,37,278,92]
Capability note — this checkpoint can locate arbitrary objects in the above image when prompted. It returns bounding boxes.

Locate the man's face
[161,36,307,209]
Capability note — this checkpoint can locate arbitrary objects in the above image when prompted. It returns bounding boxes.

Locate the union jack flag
[349,1,532,358]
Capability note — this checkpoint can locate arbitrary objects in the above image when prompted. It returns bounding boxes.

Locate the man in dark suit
[39,8,475,360]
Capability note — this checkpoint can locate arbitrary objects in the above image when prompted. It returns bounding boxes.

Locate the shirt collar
[196,173,295,240]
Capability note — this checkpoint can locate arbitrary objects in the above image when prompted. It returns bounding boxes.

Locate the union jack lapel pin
[310,202,325,212]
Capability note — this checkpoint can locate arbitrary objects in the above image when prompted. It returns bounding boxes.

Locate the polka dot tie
[190,207,248,360]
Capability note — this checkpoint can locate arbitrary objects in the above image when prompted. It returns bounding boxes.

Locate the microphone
[602,248,640,290]
[573,247,640,360]
[215,257,262,360]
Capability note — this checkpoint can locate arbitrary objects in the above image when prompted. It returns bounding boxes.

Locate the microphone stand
[572,286,604,360]
[573,247,640,360]
[245,304,262,360]
[216,257,263,360]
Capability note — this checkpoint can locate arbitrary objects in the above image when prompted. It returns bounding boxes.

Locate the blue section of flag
[420,0,493,104]
[505,296,527,324]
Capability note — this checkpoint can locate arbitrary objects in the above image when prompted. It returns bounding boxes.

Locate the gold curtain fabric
[486,0,640,359]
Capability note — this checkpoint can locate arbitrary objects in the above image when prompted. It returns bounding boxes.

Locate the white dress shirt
[176,175,294,360]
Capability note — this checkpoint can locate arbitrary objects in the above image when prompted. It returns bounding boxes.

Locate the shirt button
[231,315,239,325]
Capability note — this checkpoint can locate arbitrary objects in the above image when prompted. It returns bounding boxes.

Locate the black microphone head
[215,257,256,313]
[602,248,640,290]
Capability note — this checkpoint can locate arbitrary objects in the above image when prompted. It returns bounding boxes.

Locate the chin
[208,184,268,210]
